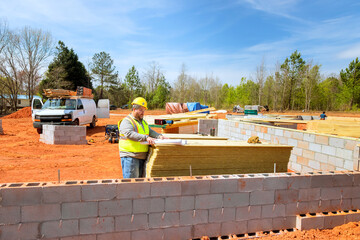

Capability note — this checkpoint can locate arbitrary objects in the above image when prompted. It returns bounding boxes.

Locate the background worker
[119,97,167,178]
[320,111,327,120]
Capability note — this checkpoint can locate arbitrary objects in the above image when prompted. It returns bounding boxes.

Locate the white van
[31,97,110,134]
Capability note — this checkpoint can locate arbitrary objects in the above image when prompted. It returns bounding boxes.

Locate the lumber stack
[145,140,293,177]
[307,120,360,138]
[163,134,228,140]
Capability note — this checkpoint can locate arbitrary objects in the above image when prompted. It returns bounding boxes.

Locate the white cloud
[338,44,360,59]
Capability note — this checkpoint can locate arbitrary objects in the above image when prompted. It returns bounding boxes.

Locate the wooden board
[307,120,360,138]
[145,140,293,177]
[163,134,228,140]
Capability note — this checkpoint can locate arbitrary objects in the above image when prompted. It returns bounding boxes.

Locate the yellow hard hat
[132,97,148,109]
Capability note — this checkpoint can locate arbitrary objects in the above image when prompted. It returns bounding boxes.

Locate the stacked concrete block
[0,119,3,134]
[39,125,87,145]
[198,119,219,136]
[1,172,360,239]
[217,119,360,173]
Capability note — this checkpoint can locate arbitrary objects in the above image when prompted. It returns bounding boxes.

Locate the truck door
[31,98,43,121]
[76,99,86,124]
[96,99,110,118]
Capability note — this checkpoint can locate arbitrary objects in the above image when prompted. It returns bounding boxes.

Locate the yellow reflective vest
[118,115,149,153]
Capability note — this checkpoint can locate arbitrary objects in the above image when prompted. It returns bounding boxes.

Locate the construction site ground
[1,107,360,239]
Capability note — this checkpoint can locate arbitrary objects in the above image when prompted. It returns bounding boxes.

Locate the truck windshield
[42,99,76,110]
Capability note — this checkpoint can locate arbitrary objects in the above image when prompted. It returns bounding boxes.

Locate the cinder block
[315,135,329,145]
[82,184,116,201]
[248,218,273,232]
[315,152,328,163]
[263,176,288,190]
[115,214,148,231]
[0,206,20,224]
[298,140,309,149]
[320,187,342,200]
[311,175,334,188]
[352,198,360,209]
[22,204,61,222]
[331,199,352,211]
[0,187,42,206]
[309,143,322,152]
[336,148,353,160]
[288,138,298,147]
[0,223,39,240]
[165,196,194,211]
[41,220,79,238]
[180,209,208,226]
[292,131,304,140]
[303,150,315,159]
[193,223,221,239]
[272,216,296,230]
[211,179,238,193]
[79,217,114,234]
[328,156,344,168]
[296,214,324,230]
[323,213,345,229]
[250,190,274,205]
[97,232,131,240]
[287,176,311,189]
[344,160,353,170]
[275,129,284,136]
[275,189,298,204]
[236,206,261,220]
[181,179,210,195]
[209,208,236,223]
[220,221,247,236]
[321,145,336,156]
[333,174,354,187]
[238,177,263,191]
[345,140,357,150]
[62,202,98,219]
[150,181,181,197]
[116,182,150,199]
[329,137,345,148]
[131,229,164,240]
[292,147,303,156]
[345,211,360,223]
[43,185,81,203]
[163,226,192,240]
[99,199,132,216]
[261,204,286,218]
[195,194,223,209]
[223,193,249,207]
[298,188,320,201]
[149,212,179,228]
[308,160,321,170]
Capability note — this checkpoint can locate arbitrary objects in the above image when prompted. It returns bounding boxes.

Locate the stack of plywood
[163,134,228,140]
[145,140,293,177]
[307,119,360,138]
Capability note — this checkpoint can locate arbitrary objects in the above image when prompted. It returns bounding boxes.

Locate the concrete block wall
[214,119,360,173]
[39,125,87,145]
[198,119,218,135]
[1,171,360,239]
[0,119,3,134]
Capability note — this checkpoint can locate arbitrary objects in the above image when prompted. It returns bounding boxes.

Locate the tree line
[1,21,359,113]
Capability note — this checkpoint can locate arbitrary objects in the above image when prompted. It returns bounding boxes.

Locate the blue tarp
[186,102,209,113]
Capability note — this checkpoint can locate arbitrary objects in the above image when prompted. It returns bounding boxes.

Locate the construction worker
[320,111,327,120]
[119,97,167,178]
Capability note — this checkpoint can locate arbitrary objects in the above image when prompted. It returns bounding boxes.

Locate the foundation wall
[209,119,360,173]
[1,172,360,239]
[39,125,87,145]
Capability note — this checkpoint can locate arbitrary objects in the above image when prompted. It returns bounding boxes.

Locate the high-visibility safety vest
[118,115,149,153]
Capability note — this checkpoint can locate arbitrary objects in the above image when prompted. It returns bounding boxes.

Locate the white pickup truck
[31,96,110,134]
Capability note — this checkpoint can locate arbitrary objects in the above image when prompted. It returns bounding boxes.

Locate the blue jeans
[121,156,145,178]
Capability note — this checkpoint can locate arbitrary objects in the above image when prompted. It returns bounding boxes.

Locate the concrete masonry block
[22,204,61,222]
[292,147,303,156]
[133,198,164,214]
[345,140,358,150]
[296,214,324,230]
[163,226,192,240]
[250,190,275,205]
[263,176,289,190]
[315,135,329,145]
[303,149,315,159]
[115,214,148,231]
[310,175,334,188]
[288,138,298,147]
[195,194,223,209]
[223,193,249,207]
[150,181,181,197]
[131,229,164,240]
[344,160,353,170]
[292,131,304,140]
[320,187,343,200]
[0,187,42,206]
[0,222,39,240]
[275,189,299,204]
[82,184,116,201]
[165,196,194,211]
[0,206,20,224]
[275,129,284,137]
[79,217,114,234]
[315,152,328,164]
[62,202,98,219]
[287,175,312,189]
[238,176,264,191]
[336,148,353,160]
[272,216,296,230]
[308,160,321,170]
[99,199,132,216]
[345,211,360,223]
[323,213,345,229]
[248,218,273,232]
[351,198,360,209]
[236,205,261,220]
[193,223,221,239]
[210,178,238,193]
[116,182,150,199]
[180,209,208,226]
[333,174,354,187]
[261,204,286,218]
[331,199,352,211]
[41,220,79,238]
[43,185,81,203]
[322,145,336,156]
[149,212,180,228]
[329,137,345,148]
[309,143,322,152]
[220,221,247,235]
[279,137,288,145]
[328,156,344,168]
[97,232,131,240]
[209,208,236,223]
[298,188,320,201]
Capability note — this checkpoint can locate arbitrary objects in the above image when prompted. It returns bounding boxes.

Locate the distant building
[1,95,42,109]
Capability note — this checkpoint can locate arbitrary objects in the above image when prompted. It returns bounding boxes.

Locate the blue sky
[1,0,360,86]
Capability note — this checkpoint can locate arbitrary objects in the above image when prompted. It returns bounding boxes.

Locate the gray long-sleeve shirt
[119,114,161,159]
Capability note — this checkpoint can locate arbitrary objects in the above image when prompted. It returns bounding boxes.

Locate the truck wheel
[90,116,96,128]
[37,128,42,134]
[73,119,79,126]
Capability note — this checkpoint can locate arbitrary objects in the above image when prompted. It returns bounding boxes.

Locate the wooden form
[145,140,293,177]
[185,107,216,114]
[307,120,360,138]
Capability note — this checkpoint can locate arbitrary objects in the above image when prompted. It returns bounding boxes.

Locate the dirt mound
[2,107,32,119]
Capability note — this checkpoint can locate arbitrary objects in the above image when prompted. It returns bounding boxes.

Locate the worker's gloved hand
[146,136,156,145]
[159,135,169,140]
